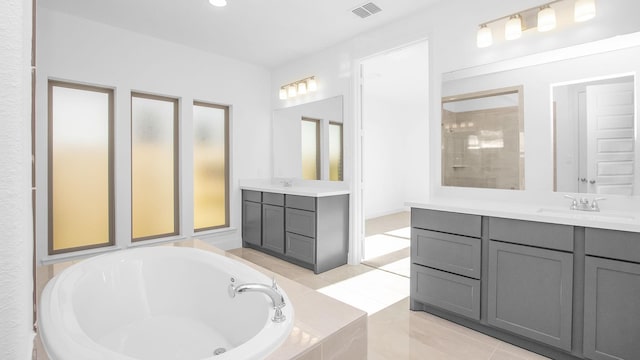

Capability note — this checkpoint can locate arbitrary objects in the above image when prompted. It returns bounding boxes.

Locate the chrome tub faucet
[228,278,287,323]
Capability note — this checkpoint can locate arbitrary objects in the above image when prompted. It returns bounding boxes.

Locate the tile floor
[229,211,550,360]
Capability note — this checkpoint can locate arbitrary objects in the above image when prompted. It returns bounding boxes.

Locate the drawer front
[286,232,315,264]
[489,217,574,252]
[262,192,285,206]
[411,208,481,238]
[412,228,481,279]
[286,195,316,211]
[585,228,640,264]
[243,190,261,203]
[286,208,316,238]
[411,264,481,320]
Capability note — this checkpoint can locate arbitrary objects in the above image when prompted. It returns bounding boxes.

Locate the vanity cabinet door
[242,200,262,246]
[584,256,640,360]
[488,241,573,351]
[262,204,285,253]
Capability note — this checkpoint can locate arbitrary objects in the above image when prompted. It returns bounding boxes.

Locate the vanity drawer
[585,228,640,264]
[262,192,285,206]
[489,217,573,252]
[411,263,480,320]
[411,208,482,238]
[286,208,316,238]
[286,195,316,211]
[243,190,262,203]
[412,228,481,279]
[286,232,315,264]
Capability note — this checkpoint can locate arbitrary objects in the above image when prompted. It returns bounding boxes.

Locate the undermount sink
[536,207,637,221]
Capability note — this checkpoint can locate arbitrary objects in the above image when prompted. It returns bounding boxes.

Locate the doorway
[358,40,429,276]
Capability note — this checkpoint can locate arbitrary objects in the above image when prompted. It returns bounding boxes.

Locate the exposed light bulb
[505,15,522,40]
[209,0,227,7]
[537,6,556,32]
[307,77,317,92]
[279,87,287,100]
[575,0,596,22]
[297,81,307,95]
[477,25,493,48]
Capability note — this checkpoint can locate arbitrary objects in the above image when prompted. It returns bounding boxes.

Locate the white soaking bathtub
[39,246,294,360]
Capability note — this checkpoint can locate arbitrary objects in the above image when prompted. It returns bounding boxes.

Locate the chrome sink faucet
[564,195,605,212]
[228,277,287,323]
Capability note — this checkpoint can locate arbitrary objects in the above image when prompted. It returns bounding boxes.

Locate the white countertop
[239,179,350,197]
[407,199,640,233]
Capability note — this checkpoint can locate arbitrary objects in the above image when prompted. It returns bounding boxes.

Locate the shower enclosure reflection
[442,86,524,190]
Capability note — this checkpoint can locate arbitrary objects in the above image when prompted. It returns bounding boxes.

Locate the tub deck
[35,240,368,360]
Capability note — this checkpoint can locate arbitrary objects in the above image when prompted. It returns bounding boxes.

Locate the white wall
[36,8,272,262]
[0,0,34,358]
[361,41,429,219]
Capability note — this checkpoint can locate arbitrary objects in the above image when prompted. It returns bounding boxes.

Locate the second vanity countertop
[407,199,640,233]
[240,179,350,197]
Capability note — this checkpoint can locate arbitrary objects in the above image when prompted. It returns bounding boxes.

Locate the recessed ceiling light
[209,0,227,7]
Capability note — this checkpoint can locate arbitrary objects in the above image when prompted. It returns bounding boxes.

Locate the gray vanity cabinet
[242,190,349,273]
[488,240,574,351]
[410,208,640,360]
[583,228,640,360]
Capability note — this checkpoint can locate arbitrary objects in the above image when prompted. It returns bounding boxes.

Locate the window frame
[130,92,180,242]
[47,80,115,255]
[193,100,230,232]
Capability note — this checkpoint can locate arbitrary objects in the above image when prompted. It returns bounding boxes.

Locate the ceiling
[39,0,442,68]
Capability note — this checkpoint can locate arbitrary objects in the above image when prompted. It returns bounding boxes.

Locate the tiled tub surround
[408,200,640,360]
[35,240,367,360]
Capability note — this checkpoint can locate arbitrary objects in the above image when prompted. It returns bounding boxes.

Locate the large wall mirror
[442,33,640,196]
[272,96,344,181]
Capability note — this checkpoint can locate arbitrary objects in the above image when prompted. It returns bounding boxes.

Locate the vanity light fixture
[476,0,596,48]
[537,5,557,32]
[574,0,596,22]
[287,84,297,98]
[208,0,227,7]
[477,24,493,48]
[505,15,523,40]
[279,76,318,100]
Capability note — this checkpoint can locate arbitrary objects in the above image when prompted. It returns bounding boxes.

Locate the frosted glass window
[193,102,228,231]
[301,118,320,180]
[48,81,114,254]
[329,122,343,181]
[131,93,178,240]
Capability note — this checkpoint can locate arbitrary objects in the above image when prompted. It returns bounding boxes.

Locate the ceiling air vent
[352,2,382,19]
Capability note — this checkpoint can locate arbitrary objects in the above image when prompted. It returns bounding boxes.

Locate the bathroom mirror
[442,87,524,190]
[442,33,640,195]
[553,75,636,195]
[273,96,344,181]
